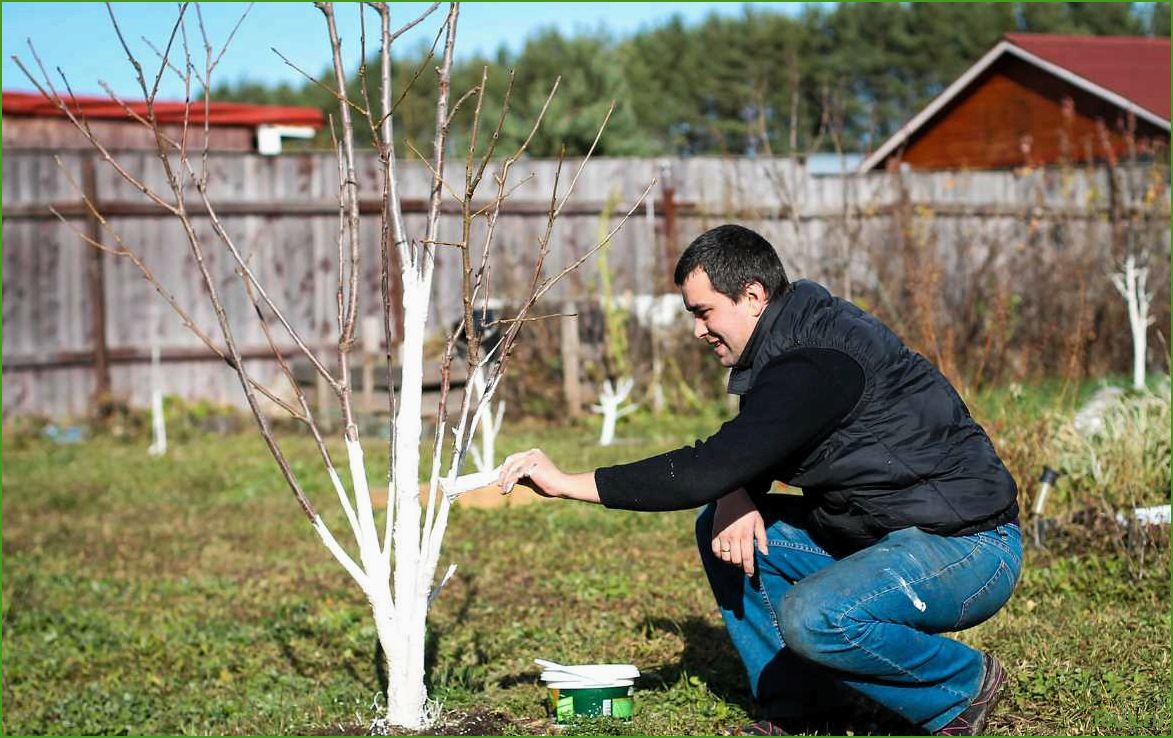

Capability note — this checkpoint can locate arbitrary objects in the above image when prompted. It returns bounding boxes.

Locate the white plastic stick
[147,345,167,456]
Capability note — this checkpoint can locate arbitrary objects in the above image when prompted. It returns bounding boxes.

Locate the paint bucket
[536,661,639,722]
[547,680,635,721]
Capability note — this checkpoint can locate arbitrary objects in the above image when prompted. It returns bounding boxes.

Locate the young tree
[592,376,637,447]
[465,366,505,474]
[1111,250,1155,390]
[15,2,649,728]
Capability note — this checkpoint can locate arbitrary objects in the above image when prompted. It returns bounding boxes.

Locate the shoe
[934,653,1006,735]
[724,720,790,735]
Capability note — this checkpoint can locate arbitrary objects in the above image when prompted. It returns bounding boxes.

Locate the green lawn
[2,395,1169,735]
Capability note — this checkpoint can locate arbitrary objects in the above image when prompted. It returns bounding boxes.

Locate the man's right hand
[712,487,768,576]
[497,449,603,504]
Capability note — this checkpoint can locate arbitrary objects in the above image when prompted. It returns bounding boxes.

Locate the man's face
[680,268,767,367]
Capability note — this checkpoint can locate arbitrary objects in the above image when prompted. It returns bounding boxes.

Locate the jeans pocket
[954,560,1015,630]
[993,524,1024,570]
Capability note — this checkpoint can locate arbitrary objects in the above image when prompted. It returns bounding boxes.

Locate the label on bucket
[555,694,575,721]
[549,685,634,722]
[603,697,634,719]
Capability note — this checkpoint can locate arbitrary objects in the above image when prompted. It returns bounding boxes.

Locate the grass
[2,385,1169,735]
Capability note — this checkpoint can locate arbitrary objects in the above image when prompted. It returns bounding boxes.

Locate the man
[498,224,1021,736]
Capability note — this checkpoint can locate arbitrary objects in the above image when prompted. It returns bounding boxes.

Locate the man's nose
[693,318,707,339]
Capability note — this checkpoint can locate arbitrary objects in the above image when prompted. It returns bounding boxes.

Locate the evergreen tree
[620,15,709,154]
[1153,2,1171,36]
[494,29,648,158]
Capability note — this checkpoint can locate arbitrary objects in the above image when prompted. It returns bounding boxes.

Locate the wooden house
[861,33,1170,171]
[2,91,324,154]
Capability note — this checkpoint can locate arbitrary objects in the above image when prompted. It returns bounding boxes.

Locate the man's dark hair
[673,224,789,301]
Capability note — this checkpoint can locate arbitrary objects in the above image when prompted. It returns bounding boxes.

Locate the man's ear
[743,281,769,317]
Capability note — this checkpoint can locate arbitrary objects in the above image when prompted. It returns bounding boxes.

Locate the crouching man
[499,224,1021,735]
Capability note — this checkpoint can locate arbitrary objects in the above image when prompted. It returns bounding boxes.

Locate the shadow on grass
[639,615,753,711]
[638,616,922,736]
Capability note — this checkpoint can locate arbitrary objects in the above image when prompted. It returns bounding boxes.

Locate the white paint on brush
[439,468,504,501]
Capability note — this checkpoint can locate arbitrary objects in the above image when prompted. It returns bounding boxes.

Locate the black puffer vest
[730,280,1019,551]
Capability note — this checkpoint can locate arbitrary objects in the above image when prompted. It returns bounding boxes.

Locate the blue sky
[3,2,808,99]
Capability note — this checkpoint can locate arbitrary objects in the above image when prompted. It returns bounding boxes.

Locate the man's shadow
[638,615,754,712]
[638,615,924,736]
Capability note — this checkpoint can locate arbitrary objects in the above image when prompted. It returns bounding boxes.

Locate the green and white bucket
[536,660,639,722]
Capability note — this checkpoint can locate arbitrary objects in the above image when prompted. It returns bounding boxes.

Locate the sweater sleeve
[595,348,863,511]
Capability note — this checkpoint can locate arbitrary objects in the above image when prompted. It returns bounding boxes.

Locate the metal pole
[1031,466,1061,547]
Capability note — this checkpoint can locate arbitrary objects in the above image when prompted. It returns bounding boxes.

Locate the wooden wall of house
[2,150,1168,418]
[899,56,1169,170]
[1,116,254,151]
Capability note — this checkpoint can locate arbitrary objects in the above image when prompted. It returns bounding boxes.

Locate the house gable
[861,34,1171,171]
[900,54,1168,170]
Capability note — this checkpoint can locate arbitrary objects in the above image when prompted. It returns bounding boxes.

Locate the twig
[385,1,441,43]
[12,50,179,215]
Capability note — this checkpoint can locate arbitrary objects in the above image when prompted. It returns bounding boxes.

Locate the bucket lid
[536,660,640,683]
[544,678,634,690]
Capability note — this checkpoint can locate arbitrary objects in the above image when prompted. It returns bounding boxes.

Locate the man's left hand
[712,488,768,576]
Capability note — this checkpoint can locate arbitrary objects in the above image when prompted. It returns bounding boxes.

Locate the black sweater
[595,348,864,511]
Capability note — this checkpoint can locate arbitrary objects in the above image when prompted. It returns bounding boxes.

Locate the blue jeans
[696,498,1022,732]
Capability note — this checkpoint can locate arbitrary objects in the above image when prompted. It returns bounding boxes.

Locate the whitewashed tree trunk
[592,377,638,446]
[1111,253,1154,391]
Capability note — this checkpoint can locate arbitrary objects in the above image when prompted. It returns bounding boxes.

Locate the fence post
[81,154,112,416]
[660,162,679,293]
[560,300,582,418]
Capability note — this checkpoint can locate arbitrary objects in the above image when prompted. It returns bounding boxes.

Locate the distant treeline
[211,2,1169,157]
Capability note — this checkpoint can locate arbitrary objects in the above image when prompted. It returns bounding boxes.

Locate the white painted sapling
[467,366,505,474]
[1110,252,1154,391]
[592,376,638,446]
[16,2,653,729]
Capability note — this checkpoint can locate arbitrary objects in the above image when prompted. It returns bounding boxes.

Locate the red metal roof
[1004,33,1170,120]
[2,90,324,128]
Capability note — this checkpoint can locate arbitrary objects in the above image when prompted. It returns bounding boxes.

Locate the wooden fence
[3,150,1167,418]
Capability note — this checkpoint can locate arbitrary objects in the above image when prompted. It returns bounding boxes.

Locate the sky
[3,2,807,100]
